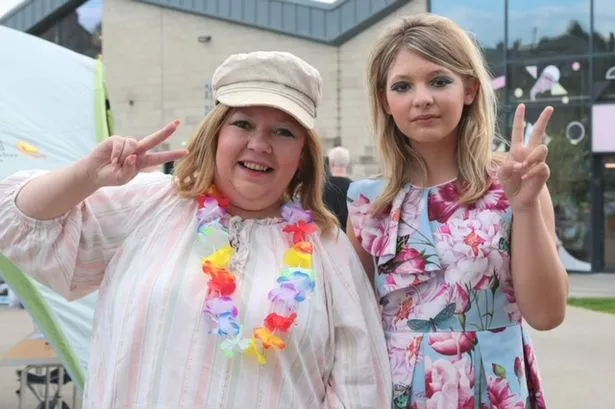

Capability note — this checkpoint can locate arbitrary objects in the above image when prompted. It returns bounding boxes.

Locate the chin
[404,128,454,145]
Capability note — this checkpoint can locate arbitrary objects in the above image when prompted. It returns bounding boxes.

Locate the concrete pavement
[568,273,615,298]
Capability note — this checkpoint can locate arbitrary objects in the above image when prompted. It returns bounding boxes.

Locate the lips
[412,115,439,122]
[238,160,273,173]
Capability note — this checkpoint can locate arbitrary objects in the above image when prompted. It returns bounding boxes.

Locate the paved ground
[0,274,614,409]
[568,272,615,298]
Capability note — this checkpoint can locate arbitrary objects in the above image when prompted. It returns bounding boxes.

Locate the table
[0,336,79,409]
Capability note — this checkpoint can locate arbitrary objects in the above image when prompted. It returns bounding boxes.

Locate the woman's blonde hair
[367,13,499,215]
[173,104,339,235]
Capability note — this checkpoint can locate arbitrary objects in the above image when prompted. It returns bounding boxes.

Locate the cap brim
[217,91,315,130]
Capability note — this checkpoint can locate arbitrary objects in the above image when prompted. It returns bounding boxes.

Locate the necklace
[195,187,318,365]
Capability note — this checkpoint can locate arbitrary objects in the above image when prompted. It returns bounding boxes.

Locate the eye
[390,82,411,92]
[274,128,295,138]
[232,120,252,130]
[431,77,453,88]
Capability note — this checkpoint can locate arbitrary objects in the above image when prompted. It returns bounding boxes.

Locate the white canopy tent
[0,25,113,392]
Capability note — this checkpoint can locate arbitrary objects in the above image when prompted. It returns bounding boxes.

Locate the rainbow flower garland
[196,187,318,365]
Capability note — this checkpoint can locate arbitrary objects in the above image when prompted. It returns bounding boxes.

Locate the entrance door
[603,157,615,270]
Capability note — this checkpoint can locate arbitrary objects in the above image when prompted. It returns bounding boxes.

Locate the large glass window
[507,0,590,59]
[430,0,505,66]
[507,58,590,105]
[593,55,615,102]
[39,0,102,59]
[505,104,591,261]
[593,0,615,53]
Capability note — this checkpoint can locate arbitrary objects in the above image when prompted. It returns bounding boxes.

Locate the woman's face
[214,106,307,218]
[382,48,476,147]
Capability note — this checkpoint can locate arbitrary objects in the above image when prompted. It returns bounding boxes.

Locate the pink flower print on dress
[428,332,477,356]
[524,344,547,408]
[487,376,525,409]
[428,182,461,223]
[425,356,475,409]
[436,210,509,291]
[474,182,510,213]
[348,194,393,256]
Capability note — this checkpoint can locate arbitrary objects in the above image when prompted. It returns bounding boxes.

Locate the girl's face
[382,48,477,148]
[214,106,307,219]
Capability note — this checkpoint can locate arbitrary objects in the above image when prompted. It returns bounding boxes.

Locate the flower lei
[196,187,319,365]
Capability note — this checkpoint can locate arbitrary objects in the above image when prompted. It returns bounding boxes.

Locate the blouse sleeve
[0,170,174,300]
[320,232,392,408]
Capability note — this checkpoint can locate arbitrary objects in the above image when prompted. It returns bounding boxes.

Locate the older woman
[0,51,391,409]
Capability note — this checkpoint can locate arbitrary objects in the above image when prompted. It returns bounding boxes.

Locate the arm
[15,158,100,220]
[0,169,173,300]
[346,218,375,285]
[510,186,569,330]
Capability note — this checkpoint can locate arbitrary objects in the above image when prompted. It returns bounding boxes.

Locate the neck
[228,201,283,220]
[330,167,348,177]
[409,133,458,187]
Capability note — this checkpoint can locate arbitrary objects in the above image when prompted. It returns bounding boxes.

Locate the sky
[0,0,23,17]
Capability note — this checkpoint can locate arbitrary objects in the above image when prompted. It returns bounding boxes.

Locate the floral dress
[347,178,547,409]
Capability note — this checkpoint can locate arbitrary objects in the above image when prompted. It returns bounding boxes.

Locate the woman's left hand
[498,104,554,212]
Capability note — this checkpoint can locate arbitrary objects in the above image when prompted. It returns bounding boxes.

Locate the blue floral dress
[347,178,547,409]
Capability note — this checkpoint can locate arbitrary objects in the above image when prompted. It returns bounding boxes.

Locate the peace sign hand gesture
[87,120,188,188]
[497,104,554,212]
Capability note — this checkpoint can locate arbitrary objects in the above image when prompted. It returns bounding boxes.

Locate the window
[430,0,505,66]
[506,104,591,261]
[593,0,615,53]
[38,0,102,59]
[507,58,589,104]
[593,55,615,102]
[507,0,590,59]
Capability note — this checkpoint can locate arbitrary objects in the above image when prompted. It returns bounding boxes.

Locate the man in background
[323,146,352,232]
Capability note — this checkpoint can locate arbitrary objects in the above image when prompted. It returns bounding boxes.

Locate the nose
[246,128,273,154]
[412,84,434,108]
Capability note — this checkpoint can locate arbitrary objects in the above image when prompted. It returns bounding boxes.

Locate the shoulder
[316,228,360,269]
[347,178,387,203]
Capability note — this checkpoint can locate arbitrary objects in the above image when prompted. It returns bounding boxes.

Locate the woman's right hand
[85,120,188,187]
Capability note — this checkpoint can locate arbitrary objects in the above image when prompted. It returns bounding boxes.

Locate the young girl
[347,14,568,409]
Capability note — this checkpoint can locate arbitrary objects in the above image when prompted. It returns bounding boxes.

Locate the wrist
[74,157,103,191]
[512,202,541,217]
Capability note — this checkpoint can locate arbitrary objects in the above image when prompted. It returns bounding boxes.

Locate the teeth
[242,161,269,172]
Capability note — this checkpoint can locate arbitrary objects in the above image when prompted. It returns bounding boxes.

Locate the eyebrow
[389,69,452,82]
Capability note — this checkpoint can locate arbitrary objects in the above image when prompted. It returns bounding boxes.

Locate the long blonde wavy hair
[367,13,500,215]
[173,104,339,236]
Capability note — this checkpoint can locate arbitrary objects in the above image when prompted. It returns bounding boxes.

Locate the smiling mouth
[239,161,274,173]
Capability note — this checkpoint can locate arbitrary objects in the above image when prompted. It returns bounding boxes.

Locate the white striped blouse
[0,170,392,409]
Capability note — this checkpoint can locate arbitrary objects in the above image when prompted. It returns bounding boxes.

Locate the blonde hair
[173,104,339,236]
[367,13,499,215]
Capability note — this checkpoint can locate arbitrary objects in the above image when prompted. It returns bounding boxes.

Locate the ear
[464,78,479,105]
[379,91,391,115]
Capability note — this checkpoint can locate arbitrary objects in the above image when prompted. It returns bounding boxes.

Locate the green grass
[567,297,615,315]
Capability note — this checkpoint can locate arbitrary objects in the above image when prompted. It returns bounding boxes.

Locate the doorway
[603,156,615,270]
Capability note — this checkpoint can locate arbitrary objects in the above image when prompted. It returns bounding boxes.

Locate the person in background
[323,146,353,231]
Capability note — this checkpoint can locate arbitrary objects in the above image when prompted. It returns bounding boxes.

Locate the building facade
[430,0,615,272]
[2,0,614,272]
